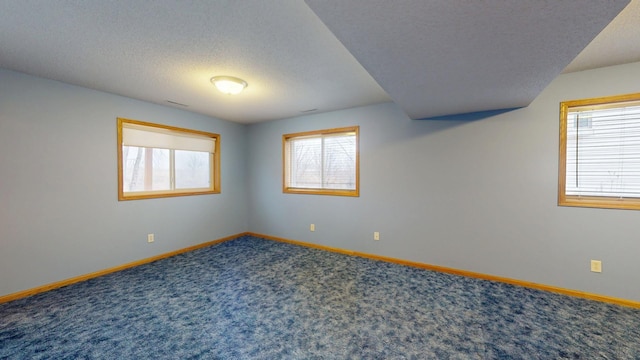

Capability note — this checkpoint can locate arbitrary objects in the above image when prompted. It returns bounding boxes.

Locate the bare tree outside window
[283,126,359,197]
[175,150,210,189]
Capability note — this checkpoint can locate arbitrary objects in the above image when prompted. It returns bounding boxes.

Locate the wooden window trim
[558,92,640,210]
[117,118,220,200]
[283,126,359,197]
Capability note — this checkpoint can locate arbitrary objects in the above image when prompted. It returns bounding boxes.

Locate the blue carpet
[1,235,639,359]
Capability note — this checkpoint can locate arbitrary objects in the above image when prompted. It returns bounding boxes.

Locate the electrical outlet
[147,233,155,243]
[374,232,380,241]
[310,224,315,232]
[590,260,602,273]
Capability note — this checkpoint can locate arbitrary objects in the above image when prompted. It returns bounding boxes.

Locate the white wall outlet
[590,260,602,273]
[310,224,315,232]
[147,233,155,243]
[374,231,380,241]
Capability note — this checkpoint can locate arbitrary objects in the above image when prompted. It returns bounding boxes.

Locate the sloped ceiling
[0,1,635,123]
[305,0,631,120]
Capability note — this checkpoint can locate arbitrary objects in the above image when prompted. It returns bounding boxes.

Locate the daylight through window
[117,118,220,200]
[283,126,359,196]
[558,93,640,210]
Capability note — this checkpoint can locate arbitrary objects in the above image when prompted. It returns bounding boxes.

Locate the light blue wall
[3,62,640,301]
[247,62,640,301]
[0,69,248,297]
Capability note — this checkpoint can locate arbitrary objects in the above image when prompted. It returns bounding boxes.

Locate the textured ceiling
[0,1,637,123]
[563,0,640,73]
[305,0,630,119]
[0,1,390,123]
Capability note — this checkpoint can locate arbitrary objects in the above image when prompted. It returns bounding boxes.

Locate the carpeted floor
[1,235,639,359]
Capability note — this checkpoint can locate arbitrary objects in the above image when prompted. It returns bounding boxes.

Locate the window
[117,118,220,200]
[283,126,359,196]
[558,93,640,210]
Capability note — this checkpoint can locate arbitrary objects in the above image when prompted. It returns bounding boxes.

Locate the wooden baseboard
[0,233,248,304]
[4,231,638,309]
[248,232,640,309]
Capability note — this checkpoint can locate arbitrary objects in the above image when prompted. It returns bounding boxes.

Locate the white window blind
[285,130,357,191]
[122,123,215,153]
[565,104,640,198]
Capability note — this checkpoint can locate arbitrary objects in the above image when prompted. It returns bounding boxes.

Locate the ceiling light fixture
[210,76,247,95]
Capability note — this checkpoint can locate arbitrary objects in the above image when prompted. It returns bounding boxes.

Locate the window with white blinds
[559,93,640,210]
[283,126,359,196]
[117,118,220,200]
